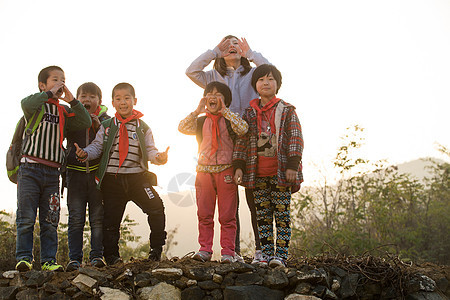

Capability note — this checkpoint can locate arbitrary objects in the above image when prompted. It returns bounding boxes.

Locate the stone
[79,267,112,285]
[331,278,340,292]
[185,267,214,281]
[0,279,9,287]
[24,270,53,287]
[340,273,359,298]
[1,271,18,279]
[284,294,321,300]
[406,291,446,300]
[0,286,18,300]
[16,289,39,300]
[213,274,223,284]
[44,292,71,300]
[72,273,98,294]
[210,288,223,300]
[152,268,183,280]
[181,286,205,300]
[186,279,197,287]
[408,275,437,293]
[311,285,326,297]
[99,287,131,300]
[215,262,255,276]
[138,282,180,300]
[295,282,312,294]
[43,282,61,294]
[296,268,328,285]
[198,280,221,290]
[264,269,289,289]
[329,266,347,278]
[234,273,264,286]
[223,285,284,300]
[65,286,80,297]
[72,291,90,300]
[134,272,152,288]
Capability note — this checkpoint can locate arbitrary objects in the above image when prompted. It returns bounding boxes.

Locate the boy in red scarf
[233,64,303,268]
[75,83,169,265]
[178,81,248,263]
[15,66,92,272]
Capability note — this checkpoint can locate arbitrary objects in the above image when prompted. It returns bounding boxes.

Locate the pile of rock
[0,258,447,299]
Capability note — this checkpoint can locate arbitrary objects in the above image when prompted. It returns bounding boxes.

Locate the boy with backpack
[15,66,91,271]
[178,81,248,263]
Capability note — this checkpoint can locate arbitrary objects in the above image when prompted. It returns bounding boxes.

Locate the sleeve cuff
[45,91,53,99]
[287,156,301,170]
[69,99,81,108]
[233,160,246,173]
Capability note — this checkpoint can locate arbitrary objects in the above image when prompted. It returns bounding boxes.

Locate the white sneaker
[269,257,286,268]
[251,250,264,265]
[234,253,245,263]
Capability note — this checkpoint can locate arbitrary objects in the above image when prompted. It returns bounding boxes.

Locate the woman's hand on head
[216,38,231,58]
[237,38,250,58]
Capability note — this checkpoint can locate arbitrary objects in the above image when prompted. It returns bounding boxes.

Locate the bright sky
[0,0,449,213]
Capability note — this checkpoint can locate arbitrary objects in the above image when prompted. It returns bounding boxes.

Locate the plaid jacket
[233,99,303,192]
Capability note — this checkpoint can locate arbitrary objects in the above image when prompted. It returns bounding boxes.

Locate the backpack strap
[24,105,44,136]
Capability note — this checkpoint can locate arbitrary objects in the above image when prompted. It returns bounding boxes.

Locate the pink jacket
[198,117,234,166]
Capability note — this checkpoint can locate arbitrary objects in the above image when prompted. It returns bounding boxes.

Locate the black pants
[235,188,261,254]
[101,173,166,259]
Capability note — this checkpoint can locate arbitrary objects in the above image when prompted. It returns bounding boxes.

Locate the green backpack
[6,106,44,183]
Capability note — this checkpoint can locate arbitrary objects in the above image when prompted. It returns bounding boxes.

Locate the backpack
[6,106,43,183]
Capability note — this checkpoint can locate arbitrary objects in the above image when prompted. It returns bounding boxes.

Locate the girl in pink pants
[178,81,248,263]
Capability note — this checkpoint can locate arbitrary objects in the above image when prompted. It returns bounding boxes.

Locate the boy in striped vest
[15,66,92,272]
[75,82,169,265]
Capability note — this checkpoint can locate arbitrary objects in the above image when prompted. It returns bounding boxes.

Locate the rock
[185,267,214,281]
[99,287,130,300]
[198,280,221,290]
[0,286,18,300]
[16,288,39,300]
[213,274,223,284]
[215,262,255,276]
[1,271,18,279]
[235,273,264,286]
[0,279,9,288]
[186,279,197,287]
[295,282,312,294]
[331,278,340,292]
[210,288,223,300]
[328,266,347,278]
[135,272,152,287]
[43,282,61,294]
[152,268,183,280]
[79,267,112,285]
[339,273,359,298]
[311,285,326,297]
[284,294,321,300]
[264,269,289,289]
[181,286,205,300]
[296,268,328,285]
[406,291,446,300]
[223,285,284,300]
[72,273,98,294]
[138,282,181,300]
[408,274,437,293]
[65,286,80,297]
[44,292,71,300]
[221,273,236,288]
[72,291,90,300]
[24,270,53,287]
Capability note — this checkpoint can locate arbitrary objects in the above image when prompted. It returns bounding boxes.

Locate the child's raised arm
[178,98,207,135]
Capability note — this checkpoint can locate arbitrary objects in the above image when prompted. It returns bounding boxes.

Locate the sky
[0,0,449,215]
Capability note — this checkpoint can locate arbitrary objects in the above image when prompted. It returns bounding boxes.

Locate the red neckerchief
[115,110,144,170]
[205,112,222,156]
[249,96,280,132]
[46,98,70,148]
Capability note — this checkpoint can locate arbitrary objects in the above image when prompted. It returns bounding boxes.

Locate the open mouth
[208,99,218,110]
[83,103,91,110]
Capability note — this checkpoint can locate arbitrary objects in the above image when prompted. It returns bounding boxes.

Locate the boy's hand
[237,37,250,58]
[234,168,243,185]
[216,37,231,58]
[49,82,65,98]
[155,146,169,165]
[59,85,74,103]
[74,143,87,161]
[194,97,207,115]
[91,114,101,130]
[286,169,297,183]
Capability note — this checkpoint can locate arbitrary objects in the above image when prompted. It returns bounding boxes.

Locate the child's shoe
[41,260,64,272]
[269,257,286,268]
[148,247,162,262]
[90,257,106,268]
[15,259,32,272]
[251,250,264,265]
[192,251,212,262]
[234,253,245,263]
[105,256,123,266]
[66,260,81,272]
[221,255,236,264]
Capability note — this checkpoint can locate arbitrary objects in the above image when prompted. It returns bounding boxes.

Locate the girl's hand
[218,97,227,114]
[74,143,87,161]
[234,168,243,185]
[194,97,208,115]
[237,37,250,58]
[216,37,231,58]
[155,146,169,165]
[286,169,297,183]
[59,85,74,103]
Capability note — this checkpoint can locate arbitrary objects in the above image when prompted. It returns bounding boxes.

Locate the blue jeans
[67,170,104,262]
[16,163,60,263]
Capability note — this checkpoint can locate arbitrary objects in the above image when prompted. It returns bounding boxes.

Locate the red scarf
[46,98,71,148]
[249,96,280,133]
[115,110,144,170]
[205,112,222,156]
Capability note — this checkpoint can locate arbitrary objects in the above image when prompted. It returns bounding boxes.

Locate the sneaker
[251,250,264,265]
[90,257,106,268]
[15,259,32,272]
[41,260,64,272]
[257,254,269,267]
[221,254,235,264]
[192,251,212,262]
[148,247,162,262]
[269,257,286,268]
[105,256,123,266]
[234,253,245,263]
[66,260,81,272]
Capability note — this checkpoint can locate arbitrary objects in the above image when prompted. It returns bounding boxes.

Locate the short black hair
[251,64,282,94]
[38,66,64,91]
[77,82,102,101]
[112,82,135,98]
[203,81,232,107]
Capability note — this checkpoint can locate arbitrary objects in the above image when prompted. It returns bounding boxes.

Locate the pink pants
[195,168,237,256]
